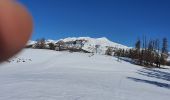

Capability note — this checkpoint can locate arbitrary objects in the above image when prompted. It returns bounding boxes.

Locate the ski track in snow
[0,49,170,100]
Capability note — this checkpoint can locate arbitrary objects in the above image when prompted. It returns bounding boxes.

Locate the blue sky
[19,0,170,48]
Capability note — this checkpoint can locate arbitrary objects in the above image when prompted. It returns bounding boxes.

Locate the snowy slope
[0,49,170,100]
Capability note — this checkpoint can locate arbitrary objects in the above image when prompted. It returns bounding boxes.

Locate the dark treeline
[111,37,169,67]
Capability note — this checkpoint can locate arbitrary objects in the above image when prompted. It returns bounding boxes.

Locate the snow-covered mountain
[29,37,128,48]
[62,37,129,54]
[28,37,129,54]
[60,37,128,48]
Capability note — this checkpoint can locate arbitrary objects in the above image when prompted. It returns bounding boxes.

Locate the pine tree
[48,43,55,50]
[135,39,141,64]
[135,39,141,51]
[155,39,161,67]
[162,38,168,55]
[147,40,155,66]
[161,38,168,65]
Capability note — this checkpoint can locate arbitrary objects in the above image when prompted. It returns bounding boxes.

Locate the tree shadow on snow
[127,77,170,89]
[137,68,170,81]
[119,57,136,64]
[127,68,170,89]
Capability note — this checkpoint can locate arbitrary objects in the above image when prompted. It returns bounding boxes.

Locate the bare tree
[34,38,46,49]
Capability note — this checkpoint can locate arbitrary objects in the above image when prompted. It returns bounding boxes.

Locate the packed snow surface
[0,49,170,100]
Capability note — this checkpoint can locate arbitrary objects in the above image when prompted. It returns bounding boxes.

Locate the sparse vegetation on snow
[26,37,169,67]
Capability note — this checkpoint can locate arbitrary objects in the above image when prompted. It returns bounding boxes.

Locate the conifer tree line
[113,37,169,67]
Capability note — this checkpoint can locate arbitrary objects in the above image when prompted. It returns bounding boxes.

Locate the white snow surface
[0,49,170,100]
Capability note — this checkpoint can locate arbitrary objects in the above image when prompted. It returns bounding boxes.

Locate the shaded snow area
[0,49,170,100]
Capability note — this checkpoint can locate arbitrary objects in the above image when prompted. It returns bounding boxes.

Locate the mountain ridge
[28,37,129,48]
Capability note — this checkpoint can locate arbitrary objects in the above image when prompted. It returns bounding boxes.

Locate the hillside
[27,37,129,54]
[0,49,170,100]
[60,37,128,48]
